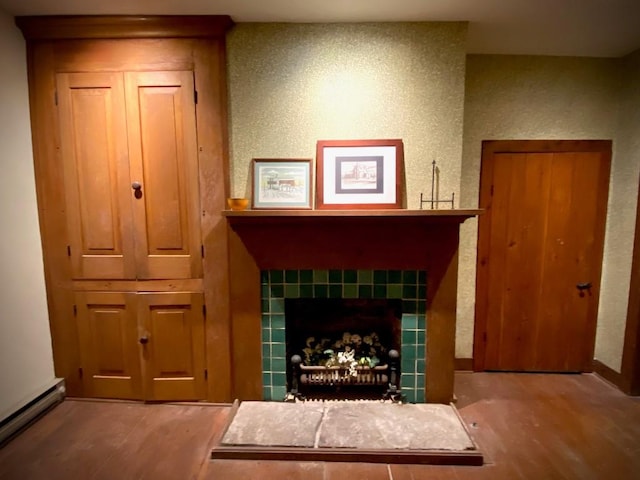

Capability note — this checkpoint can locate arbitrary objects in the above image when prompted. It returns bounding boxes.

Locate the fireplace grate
[300,365,389,386]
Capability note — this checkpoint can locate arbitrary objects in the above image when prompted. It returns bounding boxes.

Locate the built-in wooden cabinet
[76,291,206,400]
[18,16,233,402]
[57,70,203,280]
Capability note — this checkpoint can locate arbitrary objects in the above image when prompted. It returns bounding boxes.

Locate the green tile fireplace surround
[261,269,427,403]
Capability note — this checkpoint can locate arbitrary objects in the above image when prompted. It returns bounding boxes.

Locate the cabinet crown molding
[16,15,234,41]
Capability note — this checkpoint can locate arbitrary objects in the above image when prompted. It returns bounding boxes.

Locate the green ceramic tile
[373,285,387,298]
[358,285,372,298]
[262,343,270,359]
[271,314,285,330]
[285,270,299,283]
[262,358,272,371]
[387,284,402,298]
[261,284,270,299]
[271,329,286,343]
[329,285,342,298]
[314,284,328,298]
[402,343,417,359]
[416,359,425,374]
[300,284,313,297]
[272,343,286,357]
[284,284,300,298]
[388,270,402,283]
[417,330,426,345]
[357,269,373,284]
[418,270,427,284]
[260,270,269,284]
[344,270,358,283]
[270,270,284,283]
[417,315,426,330]
[263,386,272,400]
[262,372,272,386]
[261,328,271,343]
[401,356,415,373]
[415,390,425,403]
[261,299,269,314]
[402,389,416,403]
[272,386,287,401]
[273,372,287,384]
[403,285,418,299]
[373,270,387,284]
[270,284,284,298]
[270,298,285,314]
[343,284,358,298]
[417,284,427,299]
[313,270,328,283]
[328,269,342,283]
[402,315,418,330]
[401,374,415,388]
[402,270,417,285]
[261,314,270,329]
[300,269,313,283]
[403,300,418,314]
[272,358,286,371]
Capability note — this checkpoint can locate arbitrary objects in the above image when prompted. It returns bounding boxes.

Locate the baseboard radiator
[0,380,65,446]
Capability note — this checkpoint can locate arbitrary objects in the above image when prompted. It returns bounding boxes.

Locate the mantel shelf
[223,209,481,223]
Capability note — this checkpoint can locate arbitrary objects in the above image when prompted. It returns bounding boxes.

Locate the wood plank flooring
[1,372,639,479]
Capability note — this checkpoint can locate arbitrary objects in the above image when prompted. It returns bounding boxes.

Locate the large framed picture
[316,139,404,209]
[251,158,313,209]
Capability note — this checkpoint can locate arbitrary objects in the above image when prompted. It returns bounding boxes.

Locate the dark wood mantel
[224,209,480,403]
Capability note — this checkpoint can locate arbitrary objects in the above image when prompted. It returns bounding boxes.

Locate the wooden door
[138,292,206,401]
[475,140,611,372]
[124,71,203,280]
[75,291,142,399]
[57,73,136,279]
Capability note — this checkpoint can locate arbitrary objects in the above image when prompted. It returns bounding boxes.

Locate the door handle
[139,335,149,345]
[131,181,143,199]
[576,282,592,291]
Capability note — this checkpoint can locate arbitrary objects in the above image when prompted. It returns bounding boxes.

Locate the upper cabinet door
[124,71,203,280]
[57,72,136,279]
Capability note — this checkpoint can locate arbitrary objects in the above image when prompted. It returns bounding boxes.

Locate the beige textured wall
[459,55,637,370]
[226,22,468,207]
[599,48,640,369]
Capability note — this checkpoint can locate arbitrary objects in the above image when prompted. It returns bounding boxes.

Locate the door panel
[138,292,206,401]
[75,291,142,399]
[124,71,202,280]
[475,141,611,372]
[57,73,135,279]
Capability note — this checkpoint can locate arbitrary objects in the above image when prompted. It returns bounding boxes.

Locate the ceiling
[1,0,639,58]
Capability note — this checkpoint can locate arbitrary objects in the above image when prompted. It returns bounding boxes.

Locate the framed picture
[316,139,404,209]
[251,158,313,209]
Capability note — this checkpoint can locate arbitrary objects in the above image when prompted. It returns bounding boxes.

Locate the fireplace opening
[285,298,402,400]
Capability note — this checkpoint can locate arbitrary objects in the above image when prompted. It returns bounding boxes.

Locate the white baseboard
[0,379,65,446]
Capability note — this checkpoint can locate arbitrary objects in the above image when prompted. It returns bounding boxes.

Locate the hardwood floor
[1,373,639,479]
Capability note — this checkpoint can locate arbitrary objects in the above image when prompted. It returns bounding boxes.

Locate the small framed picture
[251,158,313,209]
[316,139,404,209]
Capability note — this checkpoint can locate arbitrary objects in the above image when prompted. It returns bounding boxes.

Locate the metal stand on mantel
[420,160,455,209]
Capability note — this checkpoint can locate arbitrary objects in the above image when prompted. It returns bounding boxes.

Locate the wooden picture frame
[316,139,404,209]
[251,158,313,209]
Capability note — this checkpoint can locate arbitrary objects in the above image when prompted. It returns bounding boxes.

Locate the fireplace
[223,210,480,404]
[261,269,426,402]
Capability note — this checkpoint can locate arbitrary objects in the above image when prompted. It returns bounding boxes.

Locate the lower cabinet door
[75,291,143,400]
[76,291,206,401]
[137,292,207,401]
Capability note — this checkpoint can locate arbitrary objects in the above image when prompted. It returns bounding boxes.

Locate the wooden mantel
[225,209,480,403]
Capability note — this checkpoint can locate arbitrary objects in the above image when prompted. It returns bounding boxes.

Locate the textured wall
[459,54,637,370]
[0,11,56,422]
[599,49,640,370]
[227,22,468,208]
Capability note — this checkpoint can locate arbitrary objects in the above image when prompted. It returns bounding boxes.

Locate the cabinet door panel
[75,291,142,399]
[125,71,202,279]
[57,73,136,279]
[138,292,206,400]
